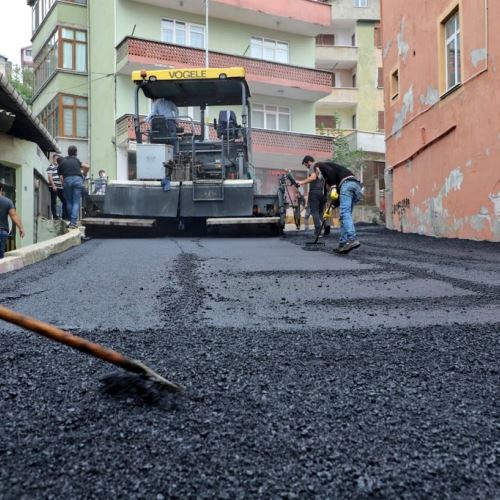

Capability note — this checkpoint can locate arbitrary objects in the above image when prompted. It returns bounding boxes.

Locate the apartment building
[0,54,12,79]
[29,0,335,194]
[315,0,385,217]
[20,46,34,70]
[0,73,57,251]
[382,0,499,241]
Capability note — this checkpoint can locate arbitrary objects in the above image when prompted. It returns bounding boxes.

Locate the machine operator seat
[216,110,240,140]
[149,115,177,144]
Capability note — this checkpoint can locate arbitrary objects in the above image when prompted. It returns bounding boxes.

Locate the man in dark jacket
[57,145,89,229]
[298,161,363,254]
[0,183,25,259]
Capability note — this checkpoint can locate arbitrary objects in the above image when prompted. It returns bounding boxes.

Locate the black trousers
[309,194,330,234]
[50,188,68,219]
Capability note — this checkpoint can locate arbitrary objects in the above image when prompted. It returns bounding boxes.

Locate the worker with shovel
[298,161,363,254]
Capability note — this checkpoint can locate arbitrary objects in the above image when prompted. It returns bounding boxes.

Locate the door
[0,163,16,251]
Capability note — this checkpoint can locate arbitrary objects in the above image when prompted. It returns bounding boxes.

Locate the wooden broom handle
[0,305,143,374]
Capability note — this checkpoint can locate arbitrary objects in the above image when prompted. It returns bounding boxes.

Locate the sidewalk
[0,228,82,274]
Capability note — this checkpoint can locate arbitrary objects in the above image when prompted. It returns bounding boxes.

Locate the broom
[0,305,184,396]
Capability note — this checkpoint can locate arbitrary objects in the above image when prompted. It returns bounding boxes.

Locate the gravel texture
[0,225,499,498]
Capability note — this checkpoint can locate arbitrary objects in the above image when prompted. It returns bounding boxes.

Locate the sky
[0,1,33,67]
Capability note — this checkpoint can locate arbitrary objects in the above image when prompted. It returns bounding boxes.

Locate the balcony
[116,37,333,102]
[330,0,380,21]
[116,114,333,170]
[315,45,358,70]
[317,87,359,107]
[346,130,386,154]
[130,0,331,36]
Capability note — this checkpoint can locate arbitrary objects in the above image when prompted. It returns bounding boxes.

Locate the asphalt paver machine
[91,67,280,233]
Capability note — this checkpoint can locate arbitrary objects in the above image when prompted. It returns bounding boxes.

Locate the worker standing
[0,183,25,259]
[301,155,331,237]
[57,145,89,229]
[298,161,362,254]
[47,154,67,220]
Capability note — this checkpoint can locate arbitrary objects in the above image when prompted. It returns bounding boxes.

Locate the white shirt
[146,99,178,122]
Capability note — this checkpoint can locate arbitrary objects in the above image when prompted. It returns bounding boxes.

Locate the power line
[37,72,115,97]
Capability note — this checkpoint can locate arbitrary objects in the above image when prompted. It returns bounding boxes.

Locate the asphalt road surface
[1,225,499,498]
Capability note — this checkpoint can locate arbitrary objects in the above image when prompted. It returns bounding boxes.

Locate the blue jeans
[339,180,363,244]
[63,176,84,225]
[0,229,9,259]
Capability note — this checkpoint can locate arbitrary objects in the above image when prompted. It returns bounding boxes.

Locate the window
[62,95,88,137]
[377,67,383,88]
[33,26,87,91]
[38,94,88,138]
[161,19,205,49]
[38,96,59,138]
[316,34,335,46]
[252,103,290,131]
[351,33,356,47]
[316,115,336,130]
[378,111,385,131]
[391,68,399,100]
[34,30,58,90]
[61,28,87,72]
[177,106,201,123]
[352,73,357,88]
[250,37,289,64]
[354,0,368,6]
[352,114,357,129]
[444,11,461,90]
[331,72,336,87]
[31,0,87,33]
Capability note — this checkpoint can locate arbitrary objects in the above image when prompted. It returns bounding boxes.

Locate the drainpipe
[87,0,91,166]
[384,167,394,230]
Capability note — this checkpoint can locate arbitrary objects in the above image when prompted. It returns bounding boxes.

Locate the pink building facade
[382,0,500,241]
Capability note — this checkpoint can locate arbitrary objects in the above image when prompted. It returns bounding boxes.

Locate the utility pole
[205,0,209,68]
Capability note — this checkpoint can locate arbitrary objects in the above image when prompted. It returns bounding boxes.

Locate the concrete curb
[0,229,82,275]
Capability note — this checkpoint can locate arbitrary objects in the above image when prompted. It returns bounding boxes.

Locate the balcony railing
[116,37,333,101]
[116,114,333,160]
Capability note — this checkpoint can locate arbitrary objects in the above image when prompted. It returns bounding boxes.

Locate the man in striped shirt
[46,155,67,220]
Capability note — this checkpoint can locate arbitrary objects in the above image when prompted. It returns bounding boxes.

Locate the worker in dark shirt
[57,145,90,229]
[301,155,330,237]
[0,182,25,259]
[298,161,363,254]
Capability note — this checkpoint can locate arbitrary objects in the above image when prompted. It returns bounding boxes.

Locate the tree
[330,112,365,177]
[8,65,34,105]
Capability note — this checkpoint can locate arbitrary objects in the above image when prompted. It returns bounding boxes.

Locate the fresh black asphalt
[0,225,499,498]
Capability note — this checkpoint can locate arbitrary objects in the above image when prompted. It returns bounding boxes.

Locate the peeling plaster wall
[381,0,499,241]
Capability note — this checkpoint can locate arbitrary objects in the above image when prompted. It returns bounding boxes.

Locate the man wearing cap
[301,155,330,237]
[298,160,363,254]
